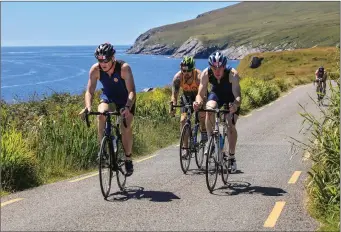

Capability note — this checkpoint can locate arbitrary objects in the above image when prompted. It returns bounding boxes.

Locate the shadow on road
[106,186,181,202]
[212,181,287,197]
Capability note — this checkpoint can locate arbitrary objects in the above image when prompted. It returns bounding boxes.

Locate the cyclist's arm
[121,63,136,110]
[315,70,319,80]
[171,72,181,104]
[85,64,99,110]
[195,68,209,106]
[230,68,242,107]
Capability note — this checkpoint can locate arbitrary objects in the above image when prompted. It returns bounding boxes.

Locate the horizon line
[1,44,133,48]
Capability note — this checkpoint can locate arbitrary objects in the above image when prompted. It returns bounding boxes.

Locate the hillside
[126,2,340,59]
[238,47,339,81]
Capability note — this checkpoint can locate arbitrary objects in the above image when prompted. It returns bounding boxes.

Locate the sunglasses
[182,69,193,73]
[210,65,224,71]
[98,58,111,63]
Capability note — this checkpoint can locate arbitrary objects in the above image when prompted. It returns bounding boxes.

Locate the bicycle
[201,104,235,193]
[314,77,325,106]
[85,110,128,199]
[170,102,206,174]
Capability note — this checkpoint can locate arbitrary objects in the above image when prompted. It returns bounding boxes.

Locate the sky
[1,1,239,47]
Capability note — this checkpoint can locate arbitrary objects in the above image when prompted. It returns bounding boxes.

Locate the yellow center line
[288,171,302,184]
[1,198,24,207]
[267,102,274,106]
[264,201,286,228]
[136,154,158,163]
[69,172,98,182]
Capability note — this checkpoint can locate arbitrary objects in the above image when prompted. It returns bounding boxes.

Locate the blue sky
[1,1,239,47]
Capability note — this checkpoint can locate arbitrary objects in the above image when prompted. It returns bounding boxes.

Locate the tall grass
[292,46,340,231]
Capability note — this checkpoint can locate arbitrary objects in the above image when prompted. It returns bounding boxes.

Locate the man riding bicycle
[314,66,327,98]
[193,52,241,173]
[169,56,208,143]
[79,42,136,176]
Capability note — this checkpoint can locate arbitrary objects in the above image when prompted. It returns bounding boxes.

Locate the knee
[97,115,106,122]
[227,125,237,135]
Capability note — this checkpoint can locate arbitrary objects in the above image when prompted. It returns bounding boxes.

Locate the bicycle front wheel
[114,135,127,191]
[195,127,205,170]
[205,136,218,193]
[99,136,113,199]
[179,123,192,174]
[221,133,229,185]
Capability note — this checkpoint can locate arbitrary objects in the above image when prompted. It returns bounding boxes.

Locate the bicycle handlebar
[85,111,127,128]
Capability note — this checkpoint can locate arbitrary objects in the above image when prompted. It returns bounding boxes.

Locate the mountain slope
[126,2,340,59]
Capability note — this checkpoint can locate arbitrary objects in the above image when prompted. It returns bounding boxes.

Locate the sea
[1,45,240,103]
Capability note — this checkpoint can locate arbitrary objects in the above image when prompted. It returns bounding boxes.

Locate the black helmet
[208,51,227,68]
[94,43,115,60]
[180,56,195,71]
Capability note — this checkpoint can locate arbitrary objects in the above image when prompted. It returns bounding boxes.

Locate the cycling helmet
[180,56,195,71]
[94,43,116,60]
[318,66,324,72]
[208,51,227,68]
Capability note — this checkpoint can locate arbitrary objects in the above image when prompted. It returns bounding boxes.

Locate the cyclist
[169,56,208,145]
[193,51,241,173]
[79,42,136,176]
[314,66,327,98]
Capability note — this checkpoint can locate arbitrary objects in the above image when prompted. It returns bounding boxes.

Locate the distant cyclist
[314,66,327,98]
[193,51,241,173]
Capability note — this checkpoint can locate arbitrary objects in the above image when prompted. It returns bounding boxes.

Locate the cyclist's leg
[117,103,135,157]
[205,92,219,154]
[116,102,135,175]
[225,107,240,155]
[322,81,327,95]
[97,93,111,144]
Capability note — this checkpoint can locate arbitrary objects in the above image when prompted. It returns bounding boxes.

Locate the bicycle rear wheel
[99,136,113,199]
[205,136,218,193]
[179,123,192,174]
[194,126,205,169]
[114,135,127,191]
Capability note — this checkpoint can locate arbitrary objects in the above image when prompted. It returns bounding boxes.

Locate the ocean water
[1,45,239,103]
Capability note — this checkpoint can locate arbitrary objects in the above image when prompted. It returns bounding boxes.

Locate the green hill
[126,2,340,59]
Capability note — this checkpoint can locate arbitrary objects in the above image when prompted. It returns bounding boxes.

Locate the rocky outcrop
[170,38,219,58]
[127,43,176,55]
[126,28,177,55]
[126,33,296,60]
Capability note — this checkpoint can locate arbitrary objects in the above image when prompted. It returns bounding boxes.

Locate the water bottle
[112,137,117,153]
[219,134,224,151]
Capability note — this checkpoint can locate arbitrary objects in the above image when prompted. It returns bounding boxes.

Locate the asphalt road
[2,83,331,231]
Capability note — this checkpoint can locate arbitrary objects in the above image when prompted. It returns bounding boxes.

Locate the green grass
[291,47,340,231]
[132,2,339,50]
[238,47,339,84]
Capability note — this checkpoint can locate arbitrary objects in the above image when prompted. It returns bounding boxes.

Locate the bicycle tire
[99,136,113,199]
[205,136,218,193]
[179,123,192,174]
[221,132,229,185]
[114,135,127,191]
[195,127,205,169]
